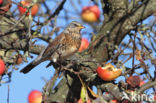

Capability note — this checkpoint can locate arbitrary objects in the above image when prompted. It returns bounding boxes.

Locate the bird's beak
[79,25,85,29]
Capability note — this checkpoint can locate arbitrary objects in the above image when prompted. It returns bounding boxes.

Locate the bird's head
[64,21,85,34]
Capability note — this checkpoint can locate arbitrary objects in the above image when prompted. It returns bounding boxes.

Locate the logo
[122,92,130,100]
[121,92,154,102]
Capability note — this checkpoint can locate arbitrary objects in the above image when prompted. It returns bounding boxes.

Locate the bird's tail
[20,48,48,74]
[20,59,43,74]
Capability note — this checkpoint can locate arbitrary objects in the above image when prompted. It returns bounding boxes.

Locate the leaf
[80,86,88,103]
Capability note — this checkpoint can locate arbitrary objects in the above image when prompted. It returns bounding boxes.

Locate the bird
[20,21,85,74]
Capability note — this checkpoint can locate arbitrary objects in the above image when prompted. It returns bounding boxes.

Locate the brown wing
[42,32,66,58]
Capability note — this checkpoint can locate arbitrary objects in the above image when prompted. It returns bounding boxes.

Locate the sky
[0,0,155,103]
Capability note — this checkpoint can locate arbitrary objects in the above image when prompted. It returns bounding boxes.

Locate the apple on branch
[126,76,145,88]
[96,63,122,81]
[77,98,92,103]
[18,0,39,16]
[78,38,89,52]
[0,0,12,15]
[81,5,100,23]
[28,90,42,103]
[109,100,118,103]
[0,59,5,75]
[0,0,3,5]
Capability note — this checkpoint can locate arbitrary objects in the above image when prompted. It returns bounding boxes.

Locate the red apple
[87,99,92,103]
[77,98,91,103]
[0,0,11,15]
[81,5,100,22]
[89,5,100,18]
[28,90,42,103]
[109,100,118,103]
[78,98,83,103]
[0,59,5,75]
[96,63,122,81]
[0,0,3,5]
[154,95,156,100]
[78,38,89,52]
[18,0,39,16]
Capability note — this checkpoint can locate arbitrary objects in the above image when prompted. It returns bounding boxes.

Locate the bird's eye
[73,24,78,26]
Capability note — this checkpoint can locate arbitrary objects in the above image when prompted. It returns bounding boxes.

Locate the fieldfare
[20,21,85,73]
